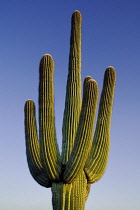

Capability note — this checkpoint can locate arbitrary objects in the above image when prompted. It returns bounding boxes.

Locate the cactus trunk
[52,172,89,210]
[24,10,116,210]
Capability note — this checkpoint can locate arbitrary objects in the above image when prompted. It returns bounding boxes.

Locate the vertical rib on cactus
[62,11,82,164]
[24,10,116,210]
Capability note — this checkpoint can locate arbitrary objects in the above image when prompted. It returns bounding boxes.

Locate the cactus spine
[24,10,116,210]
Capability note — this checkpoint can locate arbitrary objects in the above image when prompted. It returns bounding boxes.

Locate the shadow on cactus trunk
[24,10,116,210]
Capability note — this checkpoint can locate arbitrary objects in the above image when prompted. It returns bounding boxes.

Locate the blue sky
[0,0,140,209]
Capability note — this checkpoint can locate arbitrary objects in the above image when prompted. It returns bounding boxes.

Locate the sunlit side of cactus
[24,11,116,210]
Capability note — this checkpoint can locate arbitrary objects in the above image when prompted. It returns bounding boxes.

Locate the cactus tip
[42,53,53,59]
[25,99,34,105]
[84,76,92,83]
[106,66,115,71]
[74,10,81,14]
[72,10,82,19]
[105,66,116,76]
[88,78,98,87]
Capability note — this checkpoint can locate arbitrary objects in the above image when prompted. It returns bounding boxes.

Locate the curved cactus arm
[63,78,98,183]
[62,10,82,164]
[39,54,61,181]
[24,100,51,188]
[84,67,116,183]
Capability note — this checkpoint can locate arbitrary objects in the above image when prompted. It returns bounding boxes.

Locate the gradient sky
[0,0,140,209]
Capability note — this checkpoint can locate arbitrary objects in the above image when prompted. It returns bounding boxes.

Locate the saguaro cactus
[24,11,116,210]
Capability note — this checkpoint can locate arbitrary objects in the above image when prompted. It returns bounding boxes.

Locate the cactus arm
[39,54,61,181]
[24,100,51,188]
[63,78,98,183]
[62,10,82,164]
[84,67,116,183]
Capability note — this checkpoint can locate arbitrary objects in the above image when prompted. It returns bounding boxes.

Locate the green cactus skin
[24,10,116,210]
